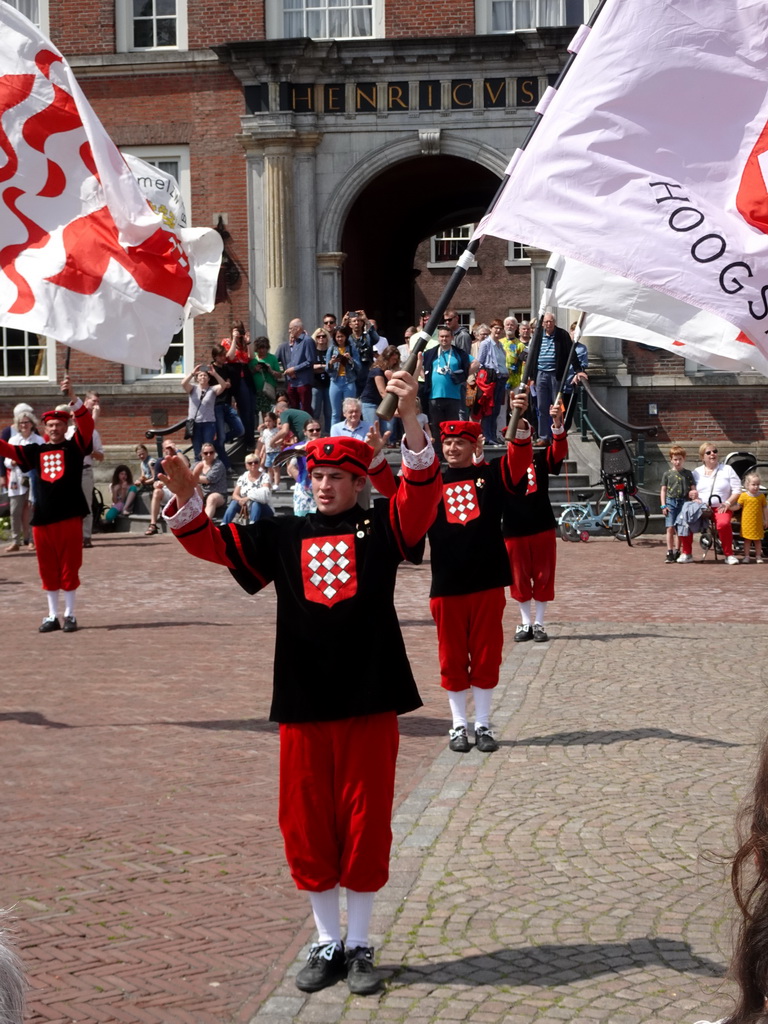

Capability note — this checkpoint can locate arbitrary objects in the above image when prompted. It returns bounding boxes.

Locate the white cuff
[552,424,565,436]
[369,449,387,471]
[516,421,533,440]
[163,490,203,528]
[401,431,436,471]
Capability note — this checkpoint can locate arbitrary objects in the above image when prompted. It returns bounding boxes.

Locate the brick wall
[386,0,475,37]
[413,235,531,326]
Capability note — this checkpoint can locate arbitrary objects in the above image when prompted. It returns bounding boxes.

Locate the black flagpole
[377,0,610,422]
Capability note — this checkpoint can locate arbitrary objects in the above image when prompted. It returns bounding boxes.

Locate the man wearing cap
[370,395,532,755]
[160,366,440,998]
[0,377,93,633]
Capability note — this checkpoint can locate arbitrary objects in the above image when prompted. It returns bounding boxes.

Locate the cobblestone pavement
[1,530,766,1023]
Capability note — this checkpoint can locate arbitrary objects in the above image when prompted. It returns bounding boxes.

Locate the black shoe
[532,623,549,643]
[295,941,346,992]
[665,550,675,563]
[474,726,499,753]
[673,549,681,560]
[39,616,61,633]
[62,616,78,633]
[83,538,93,548]
[514,624,533,643]
[346,946,381,995]
[448,726,471,753]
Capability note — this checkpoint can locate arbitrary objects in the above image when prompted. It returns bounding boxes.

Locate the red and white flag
[548,253,768,376]
[478,0,768,362]
[0,2,222,366]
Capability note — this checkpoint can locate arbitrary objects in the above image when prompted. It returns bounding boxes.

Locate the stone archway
[337,153,501,338]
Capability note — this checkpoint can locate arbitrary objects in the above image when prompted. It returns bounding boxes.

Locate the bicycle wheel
[559,507,586,542]
[608,498,636,542]
[629,495,650,537]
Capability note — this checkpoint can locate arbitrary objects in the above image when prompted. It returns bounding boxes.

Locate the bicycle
[559,490,650,542]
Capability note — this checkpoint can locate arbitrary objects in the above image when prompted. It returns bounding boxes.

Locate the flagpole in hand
[505,264,558,441]
[555,309,587,411]
[377,0,610,425]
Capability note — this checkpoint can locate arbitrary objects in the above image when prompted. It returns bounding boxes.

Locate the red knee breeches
[429,587,506,692]
[505,529,556,603]
[33,517,83,592]
[278,712,399,892]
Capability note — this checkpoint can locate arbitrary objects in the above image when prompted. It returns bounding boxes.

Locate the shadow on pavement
[387,938,726,986]
[0,711,72,729]
[165,717,279,733]
[505,727,743,749]
[87,620,216,631]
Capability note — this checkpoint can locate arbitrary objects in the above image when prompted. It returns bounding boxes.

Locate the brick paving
[1,529,766,1023]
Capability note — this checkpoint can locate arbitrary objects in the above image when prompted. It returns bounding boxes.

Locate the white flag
[0,2,222,366]
[478,0,768,361]
[549,253,768,376]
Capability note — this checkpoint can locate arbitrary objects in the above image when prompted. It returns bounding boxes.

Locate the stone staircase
[96,438,665,536]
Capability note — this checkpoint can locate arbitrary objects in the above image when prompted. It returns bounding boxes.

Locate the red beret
[439,420,482,442]
[41,408,71,423]
[305,437,373,478]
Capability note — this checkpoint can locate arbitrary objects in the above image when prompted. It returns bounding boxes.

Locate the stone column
[316,251,347,323]
[262,139,299,343]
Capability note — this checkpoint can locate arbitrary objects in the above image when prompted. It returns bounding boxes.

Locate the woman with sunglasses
[221,454,274,525]
[692,443,743,564]
[4,410,44,552]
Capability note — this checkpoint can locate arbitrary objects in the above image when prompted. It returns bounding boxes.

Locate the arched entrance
[340,155,500,338]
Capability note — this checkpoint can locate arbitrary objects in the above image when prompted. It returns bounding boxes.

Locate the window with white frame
[0,327,51,380]
[431,224,474,264]
[477,0,584,34]
[119,146,193,381]
[455,311,475,330]
[116,0,188,52]
[506,241,530,263]
[266,0,382,39]
[6,0,48,30]
[510,309,531,323]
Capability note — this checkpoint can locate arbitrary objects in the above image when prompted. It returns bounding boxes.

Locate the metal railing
[574,381,657,486]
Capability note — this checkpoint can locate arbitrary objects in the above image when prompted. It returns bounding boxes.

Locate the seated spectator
[222,454,274,524]
[4,408,43,552]
[134,444,156,490]
[330,398,371,441]
[145,441,190,535]
[104,464,138,522]
[193,444,228,520]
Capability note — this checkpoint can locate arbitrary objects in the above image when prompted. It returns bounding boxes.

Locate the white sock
[534,600,547,626]
[308,886,341,945]
[448,691,467,729]
[63,590,77,618]
[472,686,493,730]
[346,889,375,950]
[46,590,60,618]
[517,600,532,626]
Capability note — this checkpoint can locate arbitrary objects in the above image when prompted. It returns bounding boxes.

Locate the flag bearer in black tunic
[160,368,440,997]
[369,392,532,755]
[0,377,93,633]
[503,403,567,645]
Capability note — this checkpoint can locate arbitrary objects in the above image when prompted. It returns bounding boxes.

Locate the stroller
[700,450,768,559]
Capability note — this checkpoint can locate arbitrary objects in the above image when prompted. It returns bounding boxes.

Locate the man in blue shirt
[277,318,318,414]
[534,313,582,443]
[424,327,471,460]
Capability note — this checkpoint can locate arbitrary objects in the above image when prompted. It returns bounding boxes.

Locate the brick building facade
[2,0,765,469]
